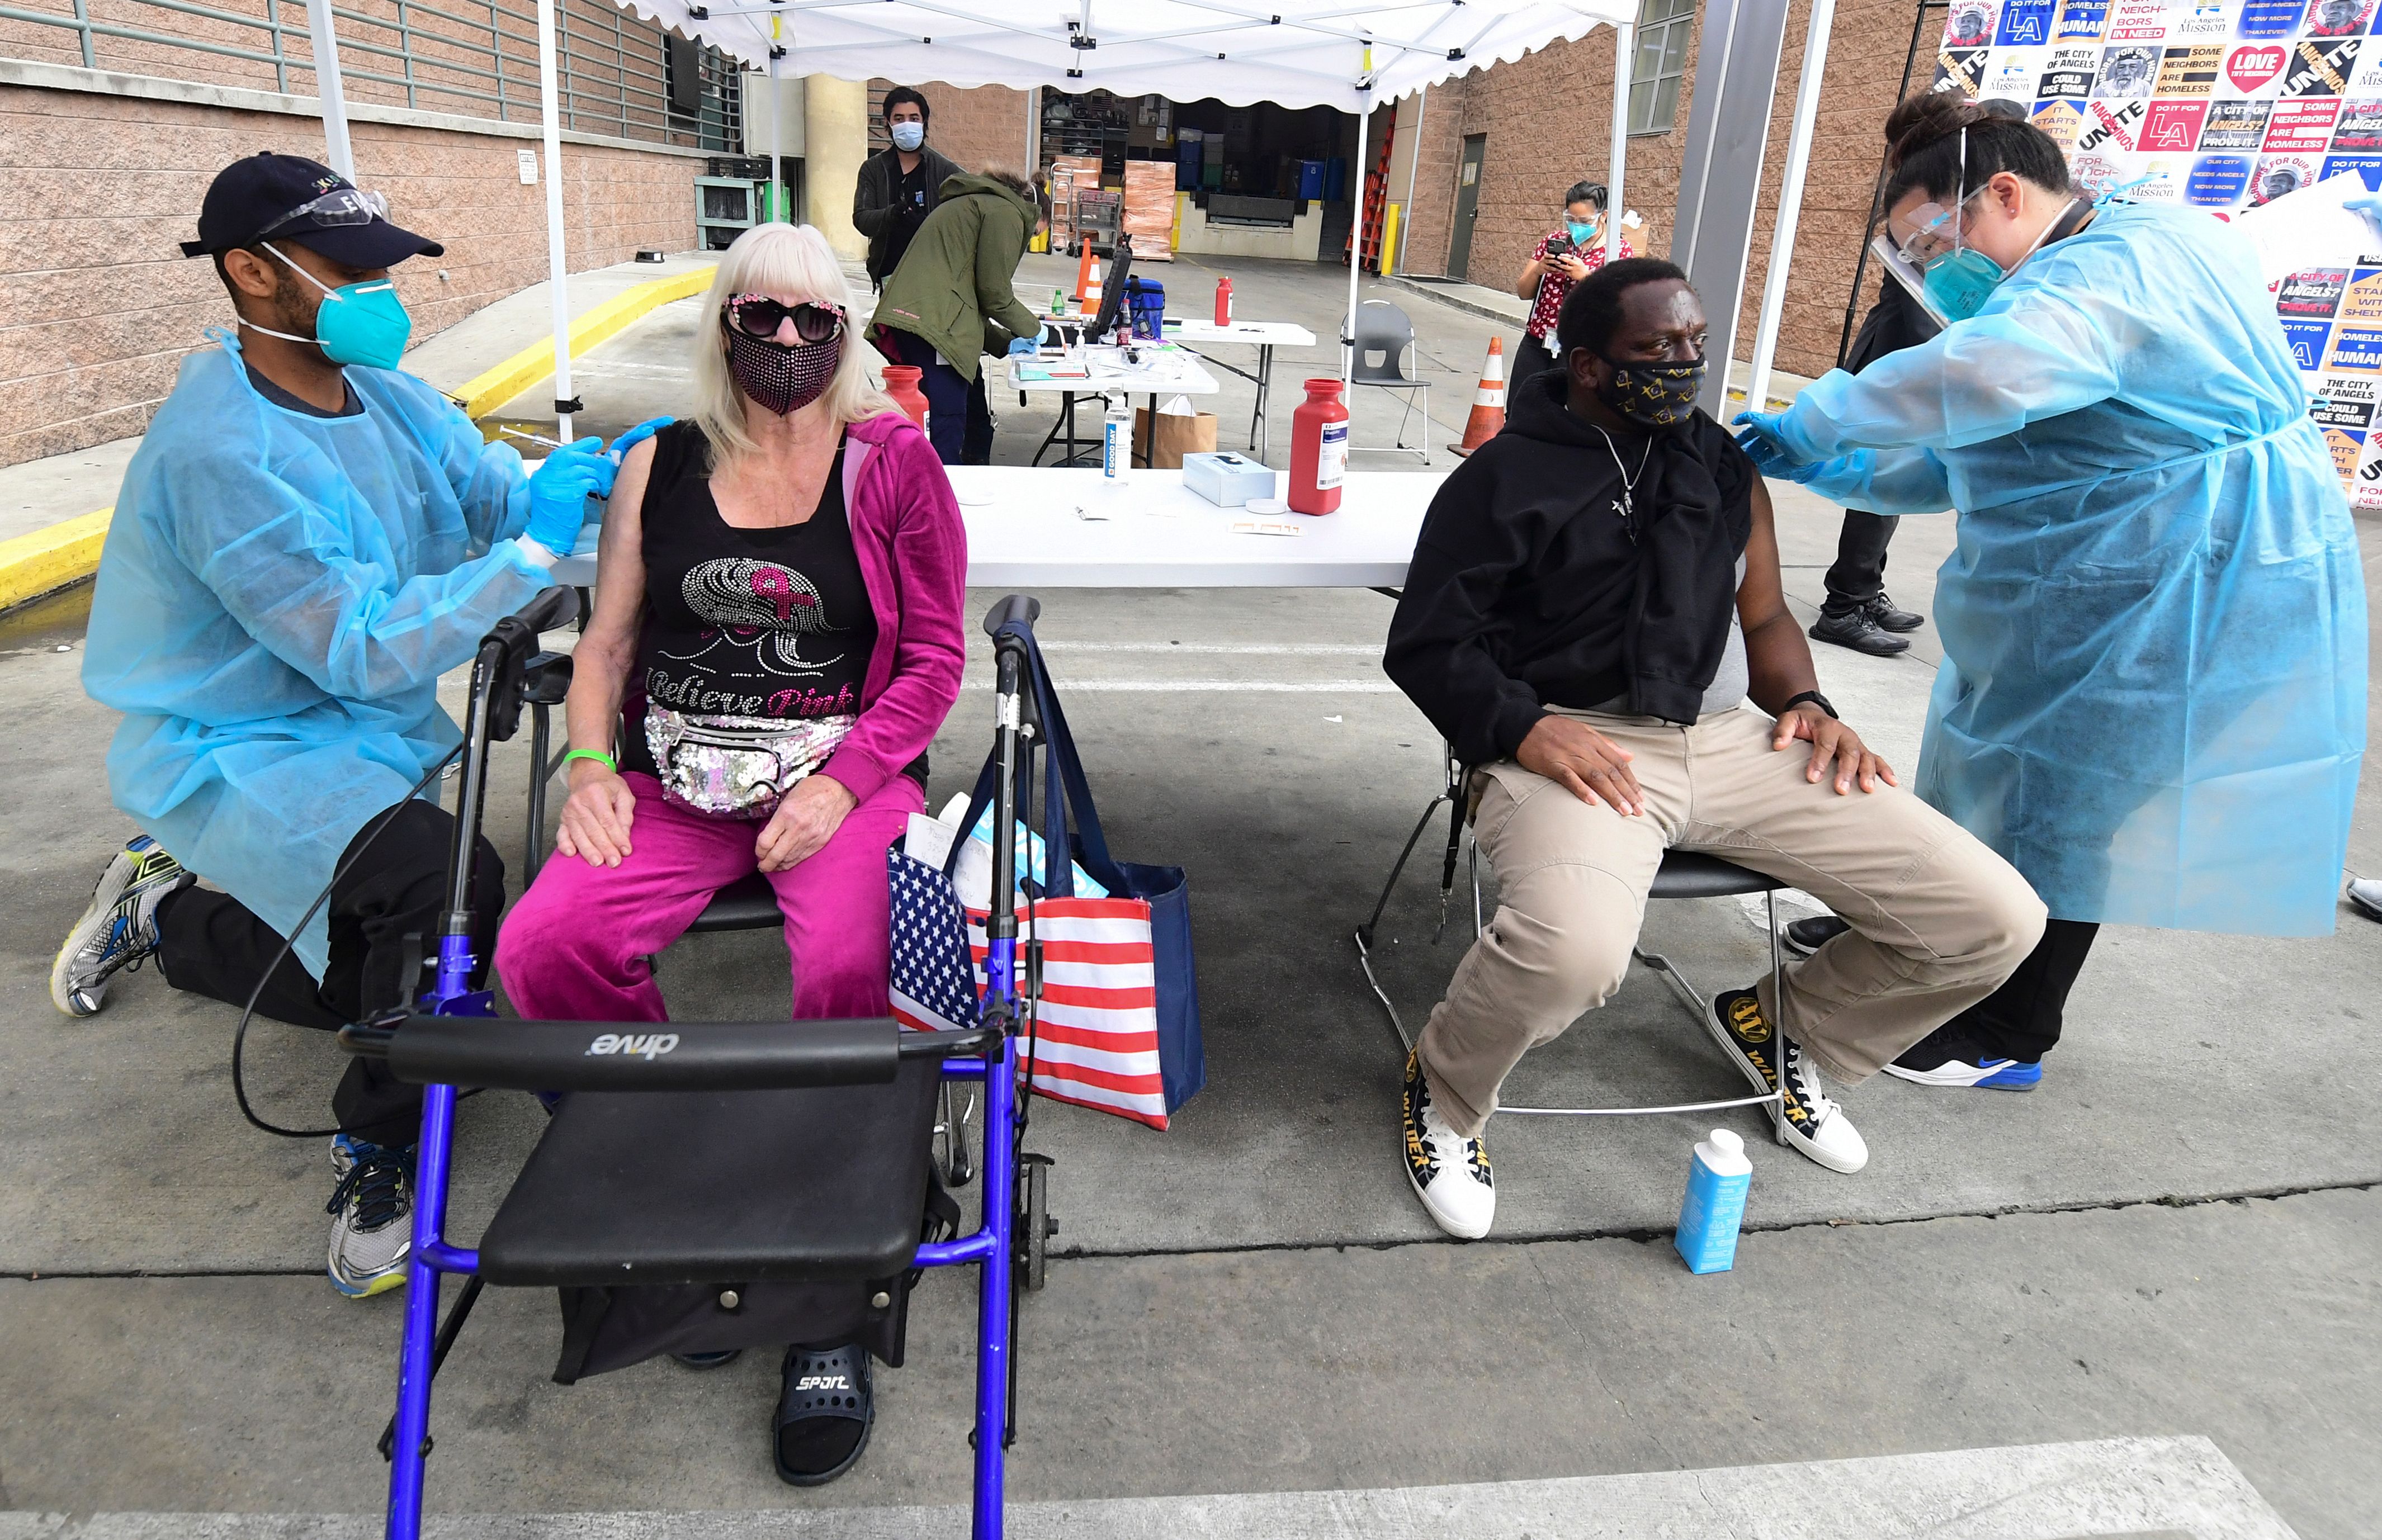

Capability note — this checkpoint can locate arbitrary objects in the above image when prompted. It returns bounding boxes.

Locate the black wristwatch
[1783,689,1838,719]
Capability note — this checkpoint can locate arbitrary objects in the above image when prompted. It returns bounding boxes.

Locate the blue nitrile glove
[1007,335,1040,357]
[606,415,673,463]
[1732,411,1809,477]
[524,436,616,556]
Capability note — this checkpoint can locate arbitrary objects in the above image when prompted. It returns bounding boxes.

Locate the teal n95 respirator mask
[238,241,414,370]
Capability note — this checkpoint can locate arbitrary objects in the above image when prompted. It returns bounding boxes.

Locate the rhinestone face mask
[721,314,841,416]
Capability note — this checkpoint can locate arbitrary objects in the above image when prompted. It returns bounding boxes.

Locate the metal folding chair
[1354,745,1786,1121]
[1340,300,1430,463]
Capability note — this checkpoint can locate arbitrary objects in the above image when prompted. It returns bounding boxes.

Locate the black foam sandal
[774,1341,873,1486]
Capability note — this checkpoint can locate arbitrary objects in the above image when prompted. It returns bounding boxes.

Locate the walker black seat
[476,1059,942,1287]
[1648,849,1782,900]
[686,871,780,934]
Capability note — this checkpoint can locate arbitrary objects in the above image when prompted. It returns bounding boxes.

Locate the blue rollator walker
[337,589,1055,1540]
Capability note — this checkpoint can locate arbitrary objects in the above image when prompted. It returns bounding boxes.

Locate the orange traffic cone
[1449,337,1507,458]
[1082,255,1105,314]
[1074,244,1101,309]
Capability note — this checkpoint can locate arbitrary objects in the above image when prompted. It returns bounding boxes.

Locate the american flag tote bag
[892,632,1205,1131]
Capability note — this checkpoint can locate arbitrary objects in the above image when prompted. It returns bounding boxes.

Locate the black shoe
[1704,989,1869,1173]
[1809,608,1911,657]
[1781,914,1851,959]
[1866,591,1924,632]
[673,1349,741,1370]
[774,1342,873,1486]
[1884,1021,2044,1091]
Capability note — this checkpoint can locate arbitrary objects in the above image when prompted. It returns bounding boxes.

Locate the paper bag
[1134,406,1218,468]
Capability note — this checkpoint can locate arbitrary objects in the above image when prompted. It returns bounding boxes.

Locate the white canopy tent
[301,0,1840,431]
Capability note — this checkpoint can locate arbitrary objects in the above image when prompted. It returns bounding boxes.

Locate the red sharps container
[1214,275,1233,326]
[1288,377,1349,515]
[880,364,930,431]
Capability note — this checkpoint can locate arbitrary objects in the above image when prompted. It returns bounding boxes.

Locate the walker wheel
[1020,1152,1054,1293]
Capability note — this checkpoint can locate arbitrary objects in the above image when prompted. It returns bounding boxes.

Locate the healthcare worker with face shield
[1737,94,2366,1091]
[53,152,665,1301]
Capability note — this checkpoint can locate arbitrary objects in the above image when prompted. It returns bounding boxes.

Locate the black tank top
[622,421,877,779]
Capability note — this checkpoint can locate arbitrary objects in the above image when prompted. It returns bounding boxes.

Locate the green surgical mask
[240,243,413,370]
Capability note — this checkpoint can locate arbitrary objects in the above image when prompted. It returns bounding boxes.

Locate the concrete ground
[3,256,2379,1537]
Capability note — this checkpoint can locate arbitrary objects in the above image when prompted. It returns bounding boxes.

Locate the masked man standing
[54,152,663,1299]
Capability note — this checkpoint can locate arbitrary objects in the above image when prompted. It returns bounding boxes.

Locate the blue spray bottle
[1674,1127,1752,1274]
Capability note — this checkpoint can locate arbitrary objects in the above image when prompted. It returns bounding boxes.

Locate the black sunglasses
[724,293,845,344]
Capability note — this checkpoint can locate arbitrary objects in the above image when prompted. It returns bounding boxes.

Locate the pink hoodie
[816,410,969,804]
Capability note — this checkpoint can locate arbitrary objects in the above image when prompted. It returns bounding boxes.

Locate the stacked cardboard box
[1121,160,1176,261]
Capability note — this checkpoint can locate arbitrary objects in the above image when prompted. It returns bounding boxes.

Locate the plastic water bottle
[1674,1128,1752,1274]
[1102,392,1134,486]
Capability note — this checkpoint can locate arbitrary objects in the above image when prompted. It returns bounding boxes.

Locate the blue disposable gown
[1781,203,2366,935]
[84,335,551,975]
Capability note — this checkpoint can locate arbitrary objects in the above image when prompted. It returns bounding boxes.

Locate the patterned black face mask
[1598,354,1707,430]
[721,315,840,416]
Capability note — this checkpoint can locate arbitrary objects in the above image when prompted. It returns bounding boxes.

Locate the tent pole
[305,0,356,183]
[535,0,574,439]
[1746,0,1837,415]
[769,40,783,221]
[1607,18,1632,263]
[1344,77,1370,381]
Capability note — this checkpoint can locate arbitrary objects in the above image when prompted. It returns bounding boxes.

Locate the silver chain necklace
[1594,425,1653,536]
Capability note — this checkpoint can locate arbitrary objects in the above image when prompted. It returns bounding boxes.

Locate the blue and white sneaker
[50,835,195,1017]
[327,1135,415,1298]
[1885,1023,2044,1091]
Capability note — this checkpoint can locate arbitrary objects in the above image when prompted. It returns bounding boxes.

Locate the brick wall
[0,82,700,466]
[1401,0,1923,378]
[867,79,1033,174]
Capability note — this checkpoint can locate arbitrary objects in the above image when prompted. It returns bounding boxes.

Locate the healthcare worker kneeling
[54,151,663,1299]
[1738,95,2368,1090]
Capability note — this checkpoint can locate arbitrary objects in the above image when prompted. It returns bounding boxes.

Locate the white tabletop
[1163,318,1317,347]
[547,465,1442,590]
[949,466,1436,588]
[1006,348,1219,396]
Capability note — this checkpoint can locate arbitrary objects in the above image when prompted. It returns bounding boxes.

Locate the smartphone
[1543,233,1576,260]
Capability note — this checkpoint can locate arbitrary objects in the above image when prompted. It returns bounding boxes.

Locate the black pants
[154,800,504,1146]
[1940,918,2099,1063]
[1821,511,1900,613]
[886,328,995,465]
[1511,333,1560,395]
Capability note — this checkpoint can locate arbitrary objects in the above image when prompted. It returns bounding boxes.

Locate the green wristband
[563,748,617,773]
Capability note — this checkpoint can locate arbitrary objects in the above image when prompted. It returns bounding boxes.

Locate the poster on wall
[1933,0,2382,505]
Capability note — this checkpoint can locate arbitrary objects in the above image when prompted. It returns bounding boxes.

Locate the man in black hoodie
[1382,259,2044,1240]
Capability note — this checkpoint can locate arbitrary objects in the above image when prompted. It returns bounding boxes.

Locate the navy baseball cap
[180,151,443,266]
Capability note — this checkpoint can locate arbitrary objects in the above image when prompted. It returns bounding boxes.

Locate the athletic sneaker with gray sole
[327,1134,415,1298]
[51,834,194,1017]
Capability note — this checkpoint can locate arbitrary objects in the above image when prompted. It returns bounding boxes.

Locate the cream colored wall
[1173,201,1323,261]
[801,74,869,259]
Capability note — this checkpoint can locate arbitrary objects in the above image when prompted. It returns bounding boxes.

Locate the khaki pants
[1417,706,2047,1136]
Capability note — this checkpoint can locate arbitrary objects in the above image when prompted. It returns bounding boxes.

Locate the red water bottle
[1214,275,1233,326]
[1288,377,1349,515]
[880,364,930,431]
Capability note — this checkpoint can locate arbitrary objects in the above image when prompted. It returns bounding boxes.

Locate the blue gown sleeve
[168,457,549,704]
[419,390,532,548]
[1779,281,2123,461]
[1798,447,1955,515]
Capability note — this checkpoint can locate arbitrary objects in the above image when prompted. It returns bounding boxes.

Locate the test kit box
[1182,452,1277,508]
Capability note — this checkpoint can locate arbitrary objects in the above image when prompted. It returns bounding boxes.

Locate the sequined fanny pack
[645,706,856,819]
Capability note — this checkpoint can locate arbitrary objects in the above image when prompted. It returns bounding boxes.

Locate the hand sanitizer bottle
[1674,1127,1752,1274]
[1102,392,1134,486]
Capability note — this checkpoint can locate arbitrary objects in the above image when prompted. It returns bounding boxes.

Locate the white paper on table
[1231,519,1303,537]
[2231,173,2382,288]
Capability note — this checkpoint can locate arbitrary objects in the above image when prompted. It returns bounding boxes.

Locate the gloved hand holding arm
[520,437,618,562]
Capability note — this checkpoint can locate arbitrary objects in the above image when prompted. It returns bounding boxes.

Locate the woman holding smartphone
[1511,180,1632,391]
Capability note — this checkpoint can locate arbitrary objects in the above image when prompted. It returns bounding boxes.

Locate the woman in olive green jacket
[871,167,1047,463]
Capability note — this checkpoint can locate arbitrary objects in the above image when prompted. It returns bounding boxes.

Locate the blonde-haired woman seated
[495,220,965,1484]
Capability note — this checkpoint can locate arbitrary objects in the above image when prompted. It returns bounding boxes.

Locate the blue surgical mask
[1921,247,2006,324]
[243,242,413,369]
[1566,219,1599,246]
[891,121,925,152]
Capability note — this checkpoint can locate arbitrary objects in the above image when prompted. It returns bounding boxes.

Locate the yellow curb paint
[0,507,111,612]
[453,263,719,422]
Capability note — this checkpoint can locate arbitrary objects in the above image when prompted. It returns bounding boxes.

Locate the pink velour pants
[497,770,926,1022]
